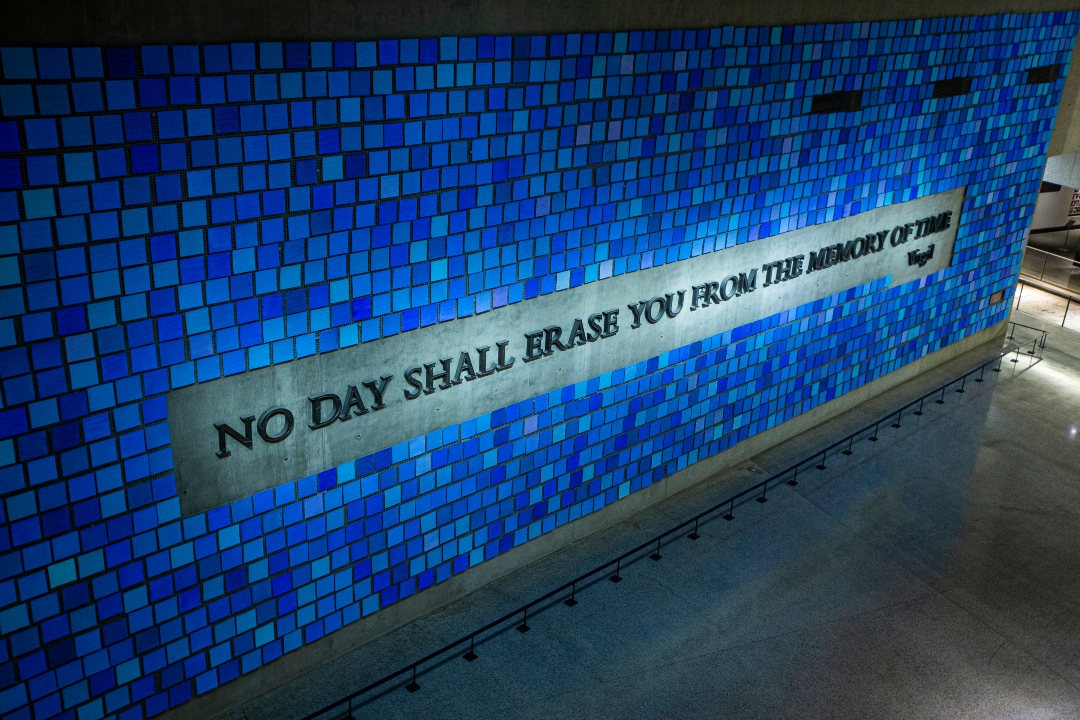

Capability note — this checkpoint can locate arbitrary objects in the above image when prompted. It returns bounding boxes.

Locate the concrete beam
[1040,153,1080,196]
[3,0,1080,46]
[1048,27,1080,158]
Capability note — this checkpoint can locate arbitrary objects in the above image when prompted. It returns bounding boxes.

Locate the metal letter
[496,340,515,370]
[453,351,477,384]
[665,290,685,317]
[737,268,757,295]
[889,226,905,247]
[791,254,804,277]
[308,393,342,430]
[851,237,865,259]
[586,313,604,340]
[707,281,722,304]
[338,385,368,421]
[761,262,776,287]
[257,407,294,443]
[719,275,739,301]
[543,326,569,354]
[215,416,255,459]
[424,359,453,394]
[841,240,856,262]
[403,366,424,399]
[363,375,393,409]
[565,318,588,347]
[523,331,545,361]
[690,283,709,310]
[475,346,496,376]
[644,297,666,324]
[602,309,619,337]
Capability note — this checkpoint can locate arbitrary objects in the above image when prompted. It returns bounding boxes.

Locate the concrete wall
[1043,149,1080,188]
[1032,185,1075,230]
[1047,14,1080,159]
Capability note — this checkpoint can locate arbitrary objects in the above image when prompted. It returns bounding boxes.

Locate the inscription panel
[168,187,964,515]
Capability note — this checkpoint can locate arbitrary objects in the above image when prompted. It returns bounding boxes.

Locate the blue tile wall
[0,13,1074,719]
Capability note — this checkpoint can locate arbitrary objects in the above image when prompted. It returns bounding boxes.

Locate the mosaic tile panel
[0,13,1074,719]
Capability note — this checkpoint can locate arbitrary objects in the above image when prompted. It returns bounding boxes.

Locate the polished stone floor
[222,315,1080,720]
[1014,282,1080,332]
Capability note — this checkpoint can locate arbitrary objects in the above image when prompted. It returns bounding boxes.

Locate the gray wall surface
[1042,150,1080,193]
[1031,184,1075,230]
[3,0,1080,46]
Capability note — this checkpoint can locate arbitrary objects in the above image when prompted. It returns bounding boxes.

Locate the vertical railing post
[650,538,662,561]
[517,607,530,633]
[787,465,800,485]
[464,634,478,661]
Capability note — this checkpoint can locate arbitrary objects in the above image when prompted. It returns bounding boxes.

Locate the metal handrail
[1023,245,1080,263]
[298,331,1046,720]
[1019,244,1080,296]
[1006,318,1051,346]
[1029,221,1076,234]
[1017,276,1080,302]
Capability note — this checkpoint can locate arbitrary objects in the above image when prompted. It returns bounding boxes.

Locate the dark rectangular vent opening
[1041,181,1063,193]
[810,90,862,114]
[932,77,972,98]
[989,290,1005,305]
[1027,65,1060,85]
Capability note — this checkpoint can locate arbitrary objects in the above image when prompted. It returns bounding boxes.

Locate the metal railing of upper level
[1022,226,1080,297]
[298,324,1047,720]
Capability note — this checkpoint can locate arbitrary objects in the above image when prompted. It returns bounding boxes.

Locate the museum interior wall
[0,10,1075,720]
